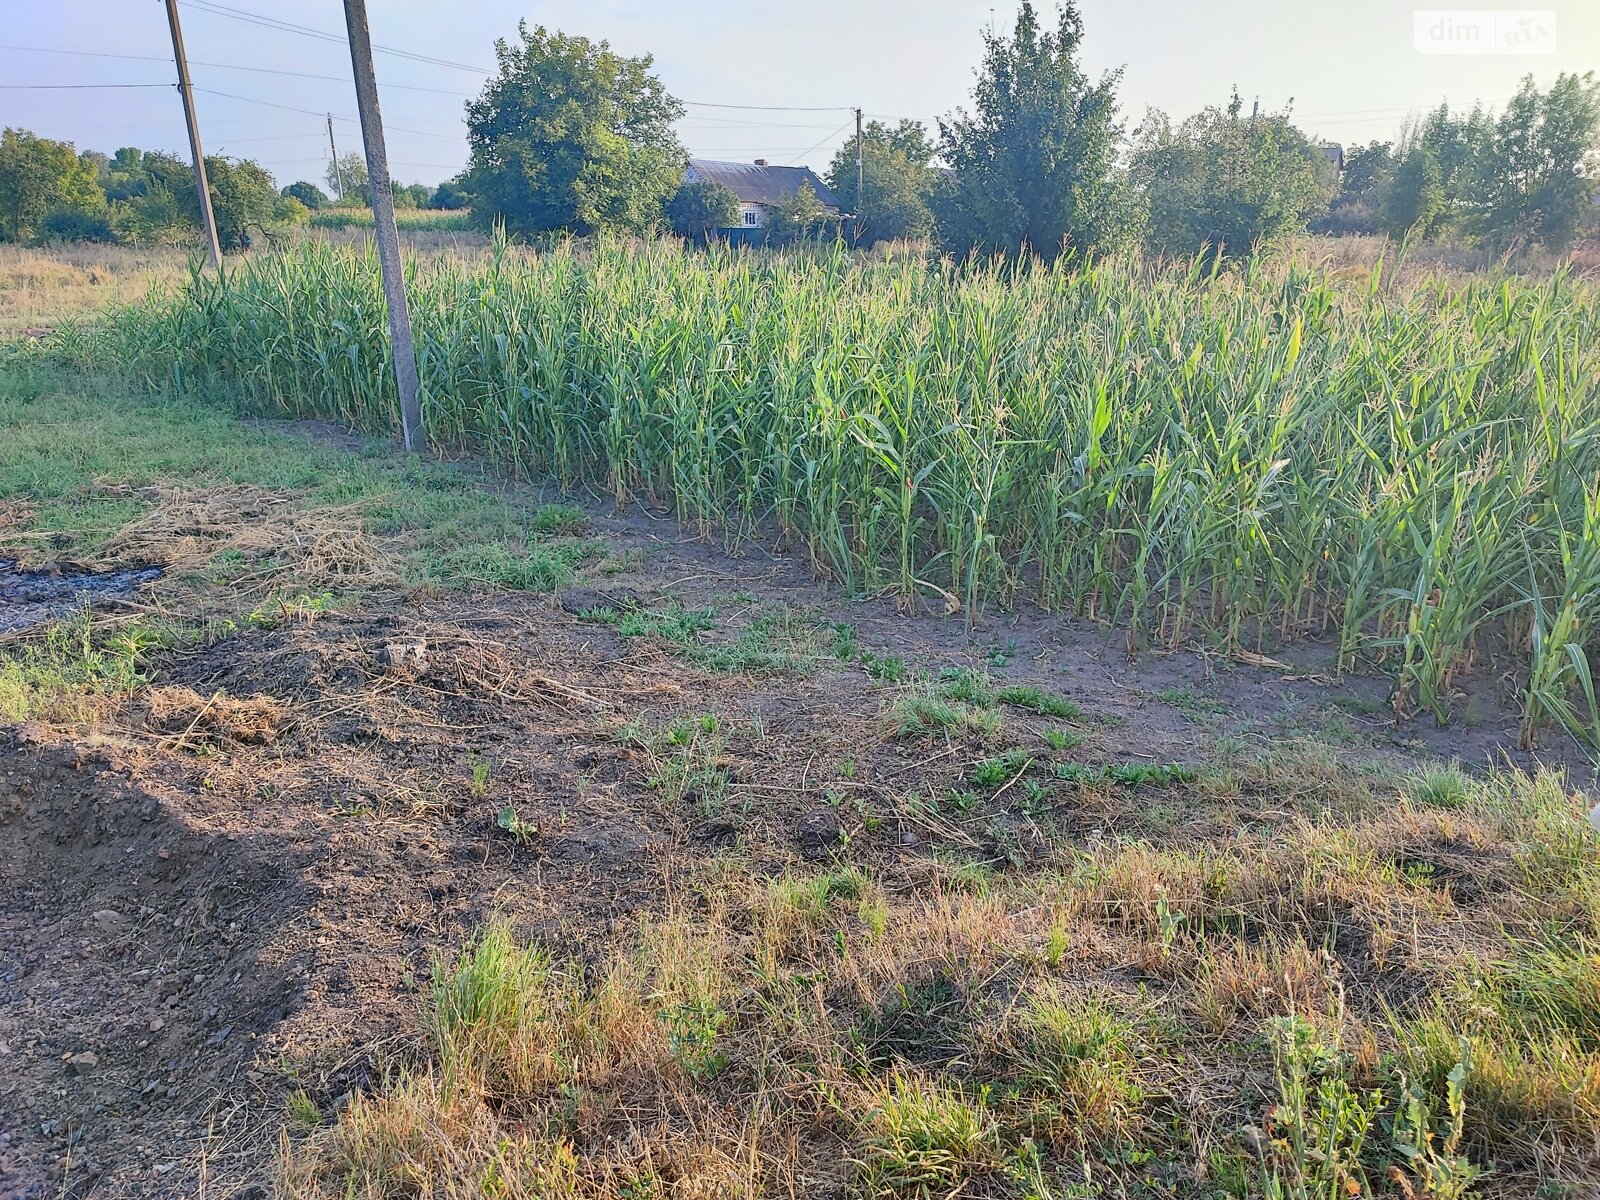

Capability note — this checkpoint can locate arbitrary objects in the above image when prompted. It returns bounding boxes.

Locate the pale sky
[3,1,1596,190]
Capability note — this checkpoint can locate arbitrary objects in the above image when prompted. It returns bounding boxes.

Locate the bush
[430,180,472,210]
[666,179,739,241]
[281,180,329,210]
[37,208,118,244]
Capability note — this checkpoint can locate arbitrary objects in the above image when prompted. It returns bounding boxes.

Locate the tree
[1480,73,1599,248]
[666,178,739,241]
[114,150,195,245]
[827,119,937,244]
[282,180,329,210]
[1133,92,1333,256]
[430,179,472,209]
[325,152,368,203]
[39,208,117,243]
[768,179,836,244]
[1315,140,1392,235]
[201,156,284,251]
[464,22,685,236]
[111,152,296,251]
[1381,103,1488,240]
[935,2,1131,259]
[0,128,103,242]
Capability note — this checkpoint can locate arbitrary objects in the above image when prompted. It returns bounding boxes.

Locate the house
[685,159,842,234]
[1319,144,1345,176]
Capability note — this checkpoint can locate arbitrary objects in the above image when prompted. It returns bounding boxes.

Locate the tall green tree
[935,2,1132,259]
[201,157,289,250]
[666,178,739,241]
[325,152,368,203]
[1480,72,1600,247]
[767,179,835,245]
[1381,103,1489,240]
[465,22,685,236]
[111,151,298,251]
[282,180,329,210]
[827,119,937,245]
[0,128,103,242]
[1133,92,1333,256]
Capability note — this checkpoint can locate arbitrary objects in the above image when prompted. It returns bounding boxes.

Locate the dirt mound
[0,738,306,1198]
[0,602,768,1197]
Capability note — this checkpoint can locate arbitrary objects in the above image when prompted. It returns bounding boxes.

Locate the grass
[0,241,188,334]
[66,233,1600,752]
[0,364,595,721]
[581,598,837,676]
[995,683,1081,720]
[308,207,473,232]
[276,763,1600,1197]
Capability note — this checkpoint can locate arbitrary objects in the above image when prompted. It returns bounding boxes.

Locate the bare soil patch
[1,433,1594,1198]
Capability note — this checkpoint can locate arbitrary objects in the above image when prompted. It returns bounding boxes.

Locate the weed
[1158,686,1228,721]
[1409,764,1473,809]
[969,750,1031,790]
[495,804,538,844]
[285,1089,320,1131]
[1042,726,1083,752]
[855,1075,1002,1200]
[885,692,960,739]
[997,684,1082,720]
[863,652,907,683]
[940,668,995,709]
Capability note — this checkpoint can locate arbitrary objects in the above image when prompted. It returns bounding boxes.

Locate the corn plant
[83,234,1600,752]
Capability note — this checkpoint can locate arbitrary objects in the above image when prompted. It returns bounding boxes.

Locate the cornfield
[80,236,1600,749]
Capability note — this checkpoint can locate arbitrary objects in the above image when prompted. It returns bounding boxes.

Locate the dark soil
[1,461,1590,1199]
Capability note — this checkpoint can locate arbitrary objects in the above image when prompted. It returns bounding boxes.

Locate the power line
[0,42,475,96]
[191,87,456,140]
[179,0,491,74]
[684,100,855,113]
[0,81,169,89]
[784,119,854,166]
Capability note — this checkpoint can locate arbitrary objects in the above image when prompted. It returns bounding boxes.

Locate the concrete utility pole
[326,114,344,199]
[341,0,425,453]
[854,106,864,244]
[162,0,221,268]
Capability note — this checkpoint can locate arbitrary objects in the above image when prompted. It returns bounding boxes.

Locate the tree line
[5,1,1596,258]
[462,3,1600,258]
[0,133,459,250]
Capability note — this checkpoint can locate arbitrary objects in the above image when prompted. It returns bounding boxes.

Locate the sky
[3,1,1597,192]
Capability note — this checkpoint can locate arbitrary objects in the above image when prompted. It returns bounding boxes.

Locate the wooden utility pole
[326,114,344,199]
[162,0,221,268]
[854,106,864,244]
[341,0,425,453]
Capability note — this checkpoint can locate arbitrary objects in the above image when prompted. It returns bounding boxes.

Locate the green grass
[0,363,597,722]
[308,207,473,232]
[580,600,833,676]
[0,362,590,586]
[996,683,1082,720]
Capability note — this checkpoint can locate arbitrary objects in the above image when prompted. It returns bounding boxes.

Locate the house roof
[687,160,841,211]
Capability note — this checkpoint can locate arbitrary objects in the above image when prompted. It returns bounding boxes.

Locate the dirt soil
[1,460,1591,1199]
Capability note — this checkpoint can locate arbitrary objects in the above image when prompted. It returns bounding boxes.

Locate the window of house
[743,210,759,226]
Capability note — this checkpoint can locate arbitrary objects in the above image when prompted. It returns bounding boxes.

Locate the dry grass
[276,764,1598,1198]
[142,683,289,747]
[0,242,189,335]
[91,482,397,590]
